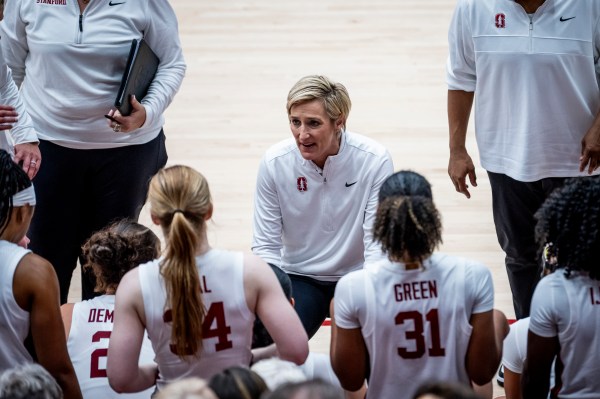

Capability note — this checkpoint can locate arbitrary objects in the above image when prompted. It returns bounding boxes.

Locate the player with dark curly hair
[0,149,82,399]
[81,220,161,295]
[331,170,507,399]
[60,220,160,398]
[523,176,600,398]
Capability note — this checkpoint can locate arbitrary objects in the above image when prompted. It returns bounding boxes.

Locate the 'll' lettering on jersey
[88,308,114,323]
[394,280,438,302]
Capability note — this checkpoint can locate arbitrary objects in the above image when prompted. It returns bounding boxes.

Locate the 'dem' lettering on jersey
[88,308,114,323]
[394,280,438,302]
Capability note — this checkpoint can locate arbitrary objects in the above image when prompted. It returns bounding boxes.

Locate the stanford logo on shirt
[297,177,308,192]
[37,0,67,4]
[495,13,506,28]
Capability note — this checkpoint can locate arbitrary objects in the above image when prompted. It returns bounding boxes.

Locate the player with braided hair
[0,149,82,399]
[61,220,160,398]
[523,176,600,398]
[331,170,507,399]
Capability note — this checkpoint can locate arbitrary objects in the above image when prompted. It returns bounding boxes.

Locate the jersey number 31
[396,309,446,359]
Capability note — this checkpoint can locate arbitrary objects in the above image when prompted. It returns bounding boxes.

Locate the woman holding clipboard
[0,0,186,303]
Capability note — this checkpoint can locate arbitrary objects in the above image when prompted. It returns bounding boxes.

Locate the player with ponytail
[108,165,308,394]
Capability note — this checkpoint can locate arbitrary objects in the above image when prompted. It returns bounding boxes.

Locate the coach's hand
[449,148,477,199]
[580,124,600,174]
[14,142,41,179]
[106,95,147,134]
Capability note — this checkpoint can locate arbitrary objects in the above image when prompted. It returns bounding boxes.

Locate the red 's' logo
[297,177,308,192]
[495,13,506,28]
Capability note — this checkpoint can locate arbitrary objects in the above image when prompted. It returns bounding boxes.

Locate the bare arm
[579,110,600,174]
[466,309,507,385]
[60,303,74,338]
[448,89,476,198]
[245,253,308,365]
[503,366,522,399]
[330,300,368,392]
[522,331,558,399]
[13,254,82,399]
[107,269,158,393]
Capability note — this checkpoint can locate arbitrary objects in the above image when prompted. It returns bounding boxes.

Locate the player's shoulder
[15,252,57,289]
[338,267,368,285]
[428,252,488,272]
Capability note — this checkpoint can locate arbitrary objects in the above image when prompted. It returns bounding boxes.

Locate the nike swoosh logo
[345,181,357,187]
[109,1,125,5]
[559,16,575,22]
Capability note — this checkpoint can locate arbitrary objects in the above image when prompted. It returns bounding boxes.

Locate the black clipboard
[114,39,159,116]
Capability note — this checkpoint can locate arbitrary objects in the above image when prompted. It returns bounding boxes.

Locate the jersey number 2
[395,309,445,359]
[90,330,112,378]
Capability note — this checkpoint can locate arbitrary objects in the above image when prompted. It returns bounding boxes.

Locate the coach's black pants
[288,273,337,339]
[487,172,565,319]
[29,132,167,303]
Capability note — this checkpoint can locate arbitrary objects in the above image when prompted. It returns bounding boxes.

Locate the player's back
[530,271,600,397]
[360,253,492,399]
[0,241,33,370]
[140,249,254,389]
[68,294,155,399]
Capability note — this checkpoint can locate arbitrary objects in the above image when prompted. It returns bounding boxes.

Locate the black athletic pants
[29,132,167,303]
[288,273,337,339]
[487,172,565,319]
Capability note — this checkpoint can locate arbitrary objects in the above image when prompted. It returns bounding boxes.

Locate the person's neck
[516,0,545,13]
[390,254,423,270]
[0,229,20,244]
[194,234,211,256]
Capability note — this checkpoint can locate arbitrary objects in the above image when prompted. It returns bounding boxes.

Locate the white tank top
[0,240,33,370]
[67,295,155,398]
[139,249,253,389]
[530,271,600,398]
[335,253,494,399]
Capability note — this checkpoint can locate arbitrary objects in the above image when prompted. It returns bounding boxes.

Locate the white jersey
[334,253,494,399]
[139,249,254,389]
[252,130,393,280]
[447,0,600,181]
[299,353,341,388]
[67,295,155,399]
[502,317,530,374]
[530,271,600,398]
[503,317,554,397]
[0,241,33,370]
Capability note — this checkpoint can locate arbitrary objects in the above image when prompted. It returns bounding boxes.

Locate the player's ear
[204,204,213,221]
[150,212,161,225]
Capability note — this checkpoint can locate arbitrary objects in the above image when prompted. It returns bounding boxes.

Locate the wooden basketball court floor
[67,0,511,396]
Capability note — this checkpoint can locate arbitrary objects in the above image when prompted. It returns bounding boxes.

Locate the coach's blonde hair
[148,165,212,358]
[286,75,351,130]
